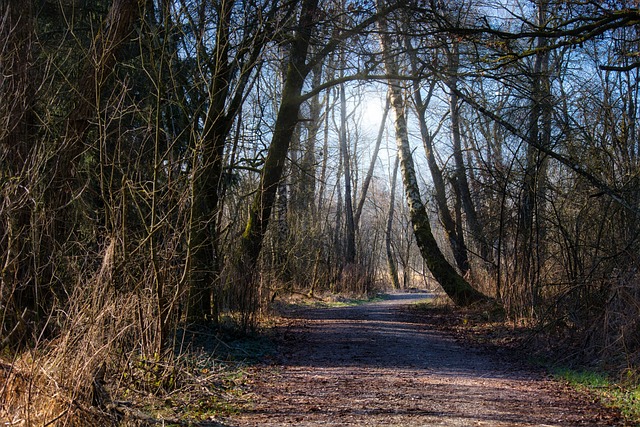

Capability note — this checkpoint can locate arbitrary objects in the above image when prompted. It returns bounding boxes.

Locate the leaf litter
[226,293,624,426]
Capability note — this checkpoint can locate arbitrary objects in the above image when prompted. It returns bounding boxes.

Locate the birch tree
[377,2,489,306]
[405,38,470,275]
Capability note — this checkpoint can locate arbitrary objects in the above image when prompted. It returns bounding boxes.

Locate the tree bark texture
[405,37,470,274]
[240,0,319,272]
[378,5,488,306]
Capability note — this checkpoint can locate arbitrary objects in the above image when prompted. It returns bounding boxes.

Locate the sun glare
[360,93,388,130]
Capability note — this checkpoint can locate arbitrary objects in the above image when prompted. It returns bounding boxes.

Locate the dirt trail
[228,293,621,426]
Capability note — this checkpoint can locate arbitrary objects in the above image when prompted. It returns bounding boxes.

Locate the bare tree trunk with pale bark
[377,3,489,306]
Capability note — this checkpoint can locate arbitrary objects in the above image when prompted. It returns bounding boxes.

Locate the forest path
[227,293,620,426]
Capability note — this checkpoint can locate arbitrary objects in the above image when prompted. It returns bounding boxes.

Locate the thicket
[1,0,640,424]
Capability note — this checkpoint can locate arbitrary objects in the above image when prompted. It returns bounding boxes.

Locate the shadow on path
[227,292,621,426]
[282,293,506,376]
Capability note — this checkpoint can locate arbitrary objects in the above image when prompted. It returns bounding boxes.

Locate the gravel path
[227,293,621,426]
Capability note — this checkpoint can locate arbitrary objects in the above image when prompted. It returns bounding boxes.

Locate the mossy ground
[554,368,640,422]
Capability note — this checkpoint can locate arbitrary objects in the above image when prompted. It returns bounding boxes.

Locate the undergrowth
[0,318,276,426]
[115,325,277,424]
[554,368,640,422]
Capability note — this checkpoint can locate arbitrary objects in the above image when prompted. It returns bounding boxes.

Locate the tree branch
[449,85,639,216]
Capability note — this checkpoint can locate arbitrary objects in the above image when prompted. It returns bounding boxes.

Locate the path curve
[229,293,620,426]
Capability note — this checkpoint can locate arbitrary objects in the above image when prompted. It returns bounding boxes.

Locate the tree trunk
[317,56,335,214]
[446,41,491,270]
[296,61,323,218]
[378,5,489,306]
[239,0,319,313]
[516,0,551,314]
[405,38,470,275]
[61,0,143,183]
[48,0,143,309]
[386,154,401,290]
[188,0,274,321]
[339,82,357,264]
[0,0,37,327]
[354,97,390,228]
[273,177,289,280]
[188,0,235,321]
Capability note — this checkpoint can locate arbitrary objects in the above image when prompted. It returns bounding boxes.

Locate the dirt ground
[224,293,623,426]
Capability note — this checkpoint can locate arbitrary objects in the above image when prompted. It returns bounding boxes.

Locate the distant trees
[415,0,640,361]
[0,0,638,331]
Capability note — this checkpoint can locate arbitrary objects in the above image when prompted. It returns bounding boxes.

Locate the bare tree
[386,154,402,290]
[377,2,489,306]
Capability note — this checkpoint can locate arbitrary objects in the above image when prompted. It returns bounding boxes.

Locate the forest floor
[218,292,624,427]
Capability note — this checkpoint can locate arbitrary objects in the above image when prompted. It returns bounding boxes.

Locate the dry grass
[0,283,270,427]
[0,251,161,427]
[0,355,112,426]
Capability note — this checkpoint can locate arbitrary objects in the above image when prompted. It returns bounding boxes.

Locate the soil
[224,293,624,426]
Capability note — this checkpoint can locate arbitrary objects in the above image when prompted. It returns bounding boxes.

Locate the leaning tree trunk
[377,5,489,306]
[238,0,319,326]
[405,37,470,275]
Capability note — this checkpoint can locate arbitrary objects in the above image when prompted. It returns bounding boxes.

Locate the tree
[187,0,279,321]
[377,2,489,306]
[238,0,320,323]
[386,154,402,290]
[339,81,357,264]
[445,38,491,274]
[405,37,470,275]
[0,0,37,340]
[354,97,390,228]
[238,0,401,312]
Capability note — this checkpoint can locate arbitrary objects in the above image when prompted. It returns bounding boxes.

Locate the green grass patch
[410,298,441,309]
[275,293,388,311]
[554,368,640,423]
[324,294,387,307]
